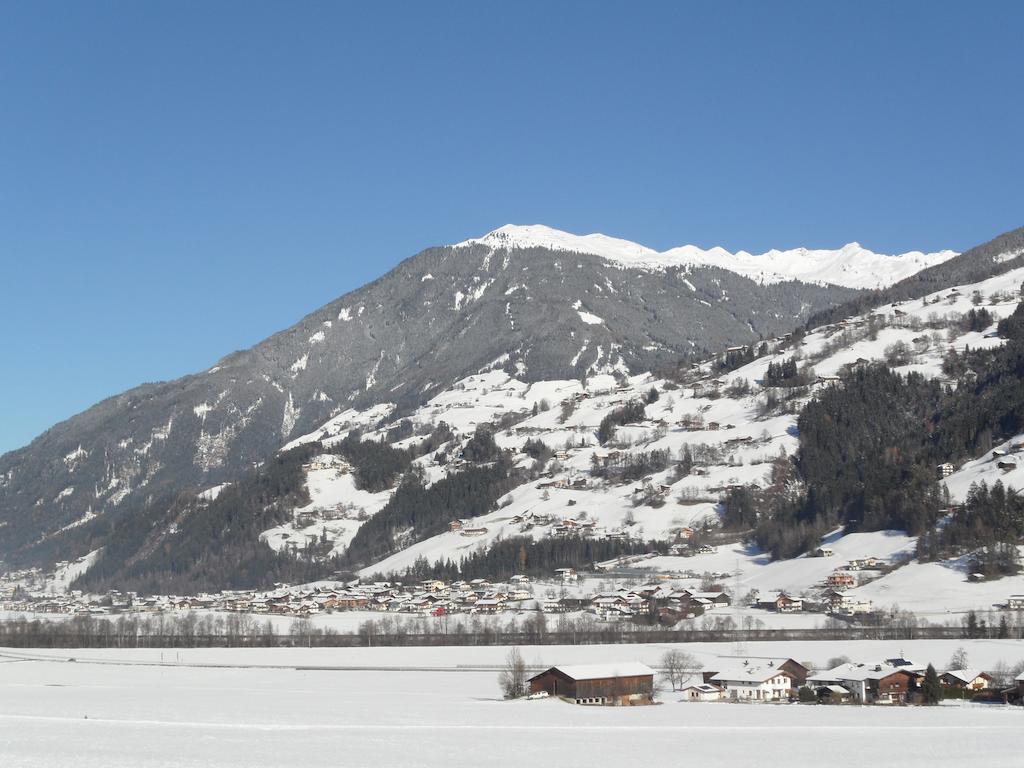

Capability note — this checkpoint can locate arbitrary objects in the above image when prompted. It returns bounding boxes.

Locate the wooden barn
[528,663,655,705]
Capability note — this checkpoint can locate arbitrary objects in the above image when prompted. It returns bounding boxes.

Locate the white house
[709,663,795,701]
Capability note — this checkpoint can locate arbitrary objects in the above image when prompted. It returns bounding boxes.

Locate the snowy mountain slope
[0,233,860,571]
[5,223,1023,595]
[253,263,1024,616]
[456,224,958,289]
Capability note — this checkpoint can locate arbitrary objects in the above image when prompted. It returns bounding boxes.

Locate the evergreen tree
[922,664,942,705]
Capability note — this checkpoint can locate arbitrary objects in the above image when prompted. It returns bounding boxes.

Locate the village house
[528,663,655,706]
[941,669,993,691]
[811,663,918,704]
[709,663,796,702]
[774,593,803,613]
[1007,595,1024,609]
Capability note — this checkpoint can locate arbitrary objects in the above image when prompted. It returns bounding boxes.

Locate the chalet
[707,657,809,687]
[448,520,465,532]
[997,460,1017,472]
[555,567,578,582]
[941,669,993,691]
[937,462,955,479]
[820,588,846,611]
[460,527,489,537]
[710,663,796,701]
[813,663,917,704]
[1007,595,1024,609]
[774,593,803,613]
[827,572,856,589]
[814,547,834,557]
[472,598,505,614]
[528,663,655,706]
[541,598,566,613]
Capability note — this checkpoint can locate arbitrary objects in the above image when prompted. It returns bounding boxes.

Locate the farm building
[527,663,655,706]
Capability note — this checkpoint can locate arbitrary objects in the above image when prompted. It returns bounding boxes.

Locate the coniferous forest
[745,301,1024,567]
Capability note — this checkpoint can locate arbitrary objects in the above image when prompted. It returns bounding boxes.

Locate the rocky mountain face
[0,226,977,574]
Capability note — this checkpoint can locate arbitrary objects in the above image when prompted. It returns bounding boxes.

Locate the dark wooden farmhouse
[528,663,655,705]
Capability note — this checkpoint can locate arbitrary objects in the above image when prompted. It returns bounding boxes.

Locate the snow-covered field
[2,642,1022,767]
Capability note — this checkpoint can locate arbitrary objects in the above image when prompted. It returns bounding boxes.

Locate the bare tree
[949,646,969,670]
[498,647,528,699]
[661,649,699,691]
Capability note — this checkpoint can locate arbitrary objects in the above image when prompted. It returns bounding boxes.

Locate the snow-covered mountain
[456,224,959,289]
[257,260,1024,618]
[2,222,1023,598]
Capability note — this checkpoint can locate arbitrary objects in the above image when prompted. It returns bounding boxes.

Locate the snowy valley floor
[2,643,1024,767]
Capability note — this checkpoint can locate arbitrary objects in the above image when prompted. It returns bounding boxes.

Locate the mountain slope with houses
[56,227,1024,619]
[4,224,1024,604]
[0,227,874,572]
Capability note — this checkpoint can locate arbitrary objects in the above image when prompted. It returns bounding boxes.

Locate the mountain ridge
[456,224,958,288]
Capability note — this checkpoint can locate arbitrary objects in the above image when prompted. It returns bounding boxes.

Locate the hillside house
[554,568,578,582]
[528,663,655,706]
[1007,595,1024,609]
[827,572,856,589]
[937,462,955,478]
[847,557,880,570]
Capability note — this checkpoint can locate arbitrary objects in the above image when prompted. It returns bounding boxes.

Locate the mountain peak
[454,225,958,289]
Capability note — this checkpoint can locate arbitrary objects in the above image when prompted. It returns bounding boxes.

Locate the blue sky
[2,1,1023,454]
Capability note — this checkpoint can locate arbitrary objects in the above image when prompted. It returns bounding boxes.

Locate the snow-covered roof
[710,665,794,684]
[539,663,655,681]
[832,663,913,682]
[943,669,988,683]
[819,684,851,695]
